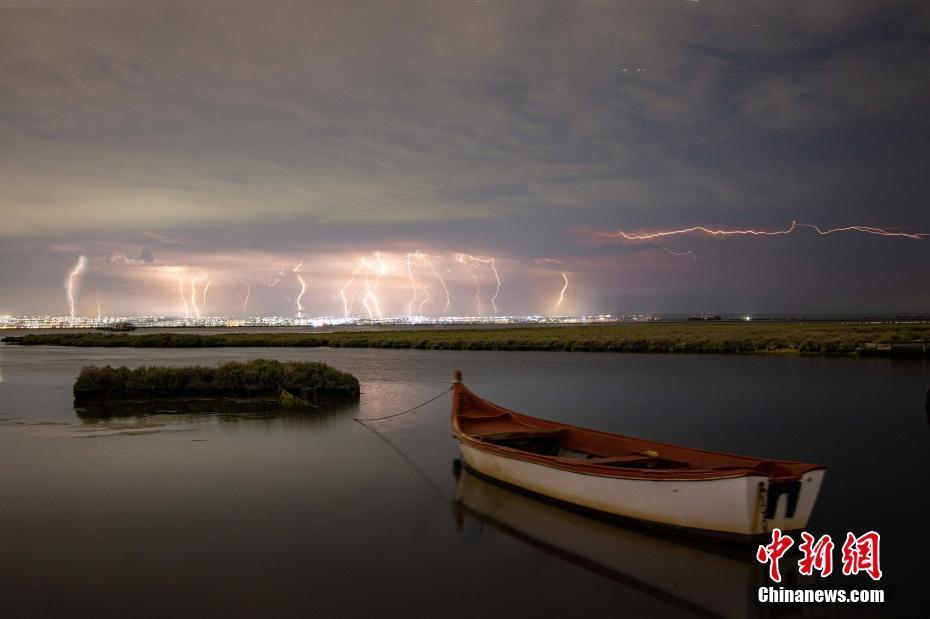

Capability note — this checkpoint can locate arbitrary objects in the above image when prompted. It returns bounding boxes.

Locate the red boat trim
[451,380,825,482]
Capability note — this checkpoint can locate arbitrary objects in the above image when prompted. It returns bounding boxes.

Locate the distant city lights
[0,314,641,330]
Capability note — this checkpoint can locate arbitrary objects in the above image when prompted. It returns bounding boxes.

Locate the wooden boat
[450,370,826,542]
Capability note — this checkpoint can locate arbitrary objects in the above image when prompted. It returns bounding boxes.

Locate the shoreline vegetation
[73,359,360,403]
[7,322,930,356]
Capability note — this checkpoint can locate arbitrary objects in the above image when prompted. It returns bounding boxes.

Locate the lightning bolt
[599,220,924,265]
[361,267,377,319]
[340,253,386,319]
[240,280,251,314]
[361,253,386,320]
[404,251,447,316]
[201,279,213,316]
[405,253,420,316]
[556,272,569,309]
[456,254,480,315]
[257,264,285,287]
[178,274,190,318]
[65,255,87,318]
[417,287,432,314]
[657,245,703,260]
[426,259,451,315]
[488,260,501,314]
[599,220,925,242]
[457,254,501,315]
[293,259,306,318]
[339,264,361,319]
[190,274,206,318]
[406,251,451,315]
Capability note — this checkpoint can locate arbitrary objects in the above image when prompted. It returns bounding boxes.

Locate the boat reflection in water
[453,464,777,619]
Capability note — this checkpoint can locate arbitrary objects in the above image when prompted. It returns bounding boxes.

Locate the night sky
[1,1,928,317]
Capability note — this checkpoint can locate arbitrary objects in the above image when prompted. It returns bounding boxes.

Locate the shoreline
[4,322,930,356]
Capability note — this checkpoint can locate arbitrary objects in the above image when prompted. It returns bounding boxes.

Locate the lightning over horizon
[257,265,285,288]
[363,253,386,320]
[177,272,189,318]
[405,251,452,316]
[202,279,213,315]
[240,280,251,314]
[456,254,501,316]
[405,253,421,316]
[338,263,360,319]
[596,220,926,265]
[25,224,928,321]
[293,259,307,318]
[599,221,926,244]
[65,255,87,318]
[189,274,207,318]
[556,272,569,310]
[339,253,389,320]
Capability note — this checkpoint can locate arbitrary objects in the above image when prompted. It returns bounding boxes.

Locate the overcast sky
[1,0,928,317]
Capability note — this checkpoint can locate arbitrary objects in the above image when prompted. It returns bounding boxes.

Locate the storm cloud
[1,1,928,316]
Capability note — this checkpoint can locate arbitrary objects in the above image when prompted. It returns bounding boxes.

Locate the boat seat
[585,455,689,469]
[458,411,511,420]
[473,428,567,442]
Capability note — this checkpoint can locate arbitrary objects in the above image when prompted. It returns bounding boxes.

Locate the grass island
[72,359,360,403]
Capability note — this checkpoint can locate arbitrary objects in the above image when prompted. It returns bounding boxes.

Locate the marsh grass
[72,359,360,402]
[8,322,930,356]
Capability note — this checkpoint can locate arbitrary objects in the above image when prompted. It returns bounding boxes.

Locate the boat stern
[753,468,826,536]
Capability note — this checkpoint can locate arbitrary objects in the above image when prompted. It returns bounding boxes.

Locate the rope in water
[352,385,455,505]
[355,419,451,505]
[352,385,453,422]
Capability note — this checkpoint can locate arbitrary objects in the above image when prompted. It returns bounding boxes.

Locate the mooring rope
[354,420,451,505]
[352,385,452,422]
[352,385,455,505]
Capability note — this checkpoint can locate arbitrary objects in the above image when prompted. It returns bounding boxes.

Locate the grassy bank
[8,322,930,355]
[73,359,360,402]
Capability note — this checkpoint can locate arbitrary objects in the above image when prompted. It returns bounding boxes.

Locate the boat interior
[454,384,824,479]
[472,425,690,469]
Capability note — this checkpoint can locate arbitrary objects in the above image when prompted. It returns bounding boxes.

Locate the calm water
[0,343,927,618]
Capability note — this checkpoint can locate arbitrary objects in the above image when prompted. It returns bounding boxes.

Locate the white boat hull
[458,442,825,538]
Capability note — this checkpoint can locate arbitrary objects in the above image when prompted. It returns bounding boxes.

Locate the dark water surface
[1,344,926,618]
